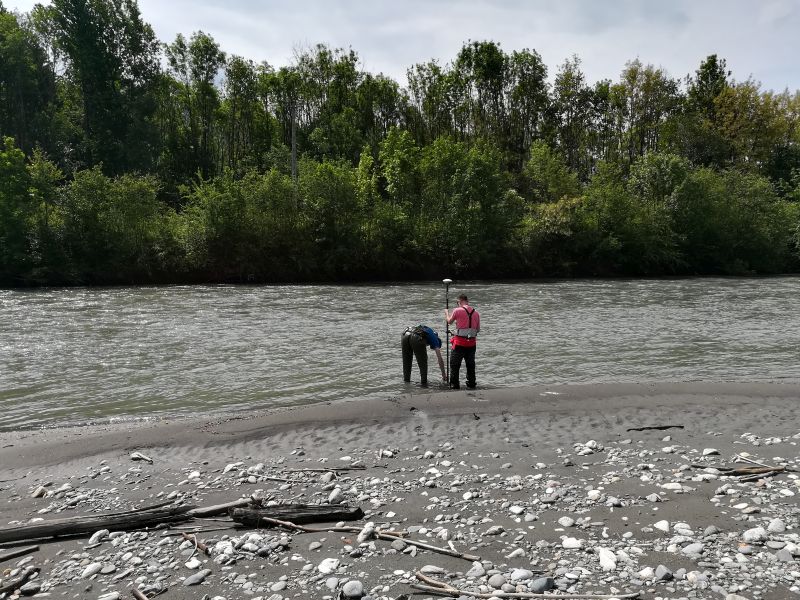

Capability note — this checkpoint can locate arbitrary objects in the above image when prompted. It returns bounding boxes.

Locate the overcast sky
[9,0,800,92]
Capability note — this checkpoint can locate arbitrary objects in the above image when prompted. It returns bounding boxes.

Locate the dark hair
[457,294,469,303]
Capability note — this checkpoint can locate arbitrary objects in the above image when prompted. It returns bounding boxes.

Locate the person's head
[457,294,469,306]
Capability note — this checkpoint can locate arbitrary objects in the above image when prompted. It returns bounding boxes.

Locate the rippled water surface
[1,278,799,430]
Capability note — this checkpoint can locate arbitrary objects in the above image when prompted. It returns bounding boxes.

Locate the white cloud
[8,0,799,91]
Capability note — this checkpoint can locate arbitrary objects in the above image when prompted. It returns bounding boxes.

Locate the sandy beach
[1,383,799,600]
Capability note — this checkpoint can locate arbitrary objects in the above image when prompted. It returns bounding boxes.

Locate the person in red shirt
[444,294,480,389]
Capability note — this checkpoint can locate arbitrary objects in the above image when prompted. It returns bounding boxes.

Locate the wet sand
[1,383,799,599]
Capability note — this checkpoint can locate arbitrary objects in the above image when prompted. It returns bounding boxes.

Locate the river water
[1,278,798,431]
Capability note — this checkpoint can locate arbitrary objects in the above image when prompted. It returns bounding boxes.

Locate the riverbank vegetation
[1,0,799,285]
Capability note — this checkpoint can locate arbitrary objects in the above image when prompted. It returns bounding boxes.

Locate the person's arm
[433,347,447,381]
[445,307,457,324]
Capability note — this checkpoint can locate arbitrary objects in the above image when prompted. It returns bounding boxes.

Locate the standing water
[1,278,799,431]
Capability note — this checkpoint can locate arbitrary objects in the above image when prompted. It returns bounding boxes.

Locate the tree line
[1,0,799,286]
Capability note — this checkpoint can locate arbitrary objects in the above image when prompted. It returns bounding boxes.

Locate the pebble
[742,526,768,544]
[19,581,41,596]
[183,568,212,586]
[562,537,584,549]
[342,579,364,598]
[318,558,340,574]
[488,574,506,588]
[81,562,103,579]
[597,547,616,571]
[530,577,555,593]
[655,565,673,581]
[510,568,533,581]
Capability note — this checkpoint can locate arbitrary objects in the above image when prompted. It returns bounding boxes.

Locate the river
[1,278,798,431]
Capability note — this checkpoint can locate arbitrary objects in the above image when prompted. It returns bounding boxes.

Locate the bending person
[401,325,447,387]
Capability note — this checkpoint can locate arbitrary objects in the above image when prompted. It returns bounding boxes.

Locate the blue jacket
[415,325,442,349]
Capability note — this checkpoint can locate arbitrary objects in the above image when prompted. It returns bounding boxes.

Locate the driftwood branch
[186,498,251,518]
[0,504,193,544]
[248,515,480,562]
[230,504,364,526]
[181,532,209,556]
[626,424,684,432]
[281,466,367,472]
[131,588,149,600]
[0,567,40,595]
[0,545,39,564]
[413,571,641,599]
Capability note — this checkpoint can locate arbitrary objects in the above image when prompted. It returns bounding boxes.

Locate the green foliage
[670,169,791,273]
[523,140,580,204]
[1,6,799,285]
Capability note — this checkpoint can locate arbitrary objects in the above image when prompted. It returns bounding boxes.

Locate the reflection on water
[1,277,798,430]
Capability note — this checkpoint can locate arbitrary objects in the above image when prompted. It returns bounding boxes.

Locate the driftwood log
[0,567,40,595]
[230,504,364,526]
[0,545,39,564]
[0,504,194,545]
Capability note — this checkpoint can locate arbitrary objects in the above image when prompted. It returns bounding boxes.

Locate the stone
[654,520,670,533]
[768,518,786,533]
[510,568,533,581]
[655,565,673,581]
[88,529,109,544]
[742,526,768,544]
[562,537,584,549]
[557,516,575,527]
[318,558,340,574]
[185,557,201,569]
[19,581,41,596]
[597,547,616,571]
[466,562,485,578]
[328,488,344,504]
[682,542,704,556]
[638,566,654,579]
[775,549,795,562]
[81,562,103,579]
[530,577,555,593]
[342,579,364,598]
[488,574,506,588]
[703,448,720,456]
[183,569,212,586]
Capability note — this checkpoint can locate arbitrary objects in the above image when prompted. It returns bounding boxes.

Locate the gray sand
[1,383,798,599]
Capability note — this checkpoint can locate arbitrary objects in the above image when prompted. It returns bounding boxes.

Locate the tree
[51,0,161,173]
[0,136,34,283]
[163,31,226,180]
[0,9,56,153]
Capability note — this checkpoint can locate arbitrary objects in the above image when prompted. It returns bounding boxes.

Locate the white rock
[328,488,344,504]
[88,529,110,544]
[81,562,103,579]
[317,558,340,574]
[562,537,584,549]
[654,520,670,533]
[768,519,786,533]
[558,516,575,527]
[702,448,720,456]
[597,547,617,571]
[660,482,683,491]
[185,557,201,569]
[743,526,768,543]
[638,566,655,579]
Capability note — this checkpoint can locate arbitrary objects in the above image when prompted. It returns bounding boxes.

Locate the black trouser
[401,331,428,384]
[450,345,476,389]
